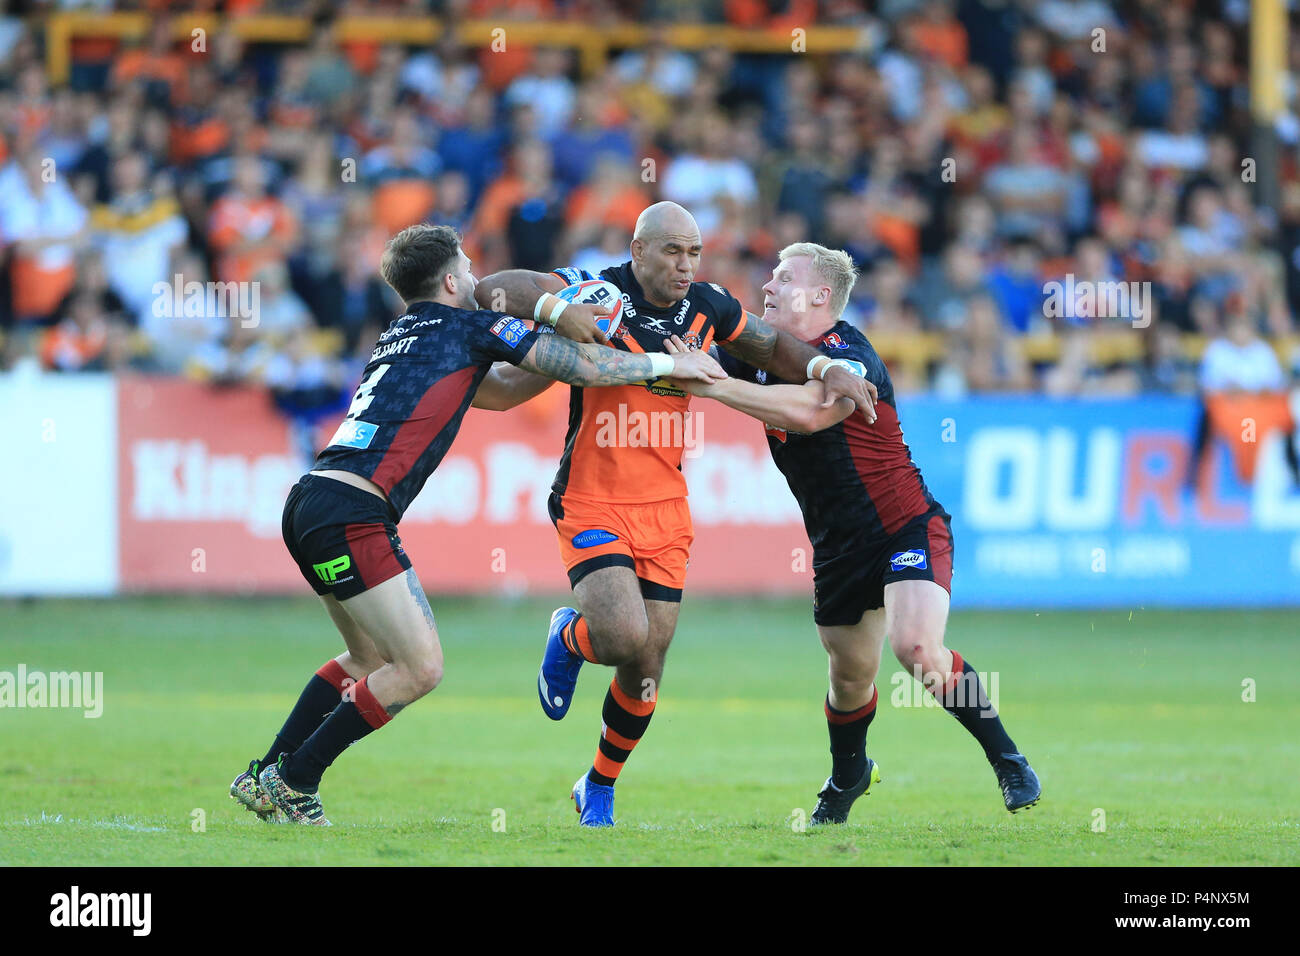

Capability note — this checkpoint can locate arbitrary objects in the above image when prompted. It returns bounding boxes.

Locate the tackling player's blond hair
[779,242,858,318]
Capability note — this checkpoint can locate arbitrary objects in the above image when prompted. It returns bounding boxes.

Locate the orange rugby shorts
[548,492,693,602]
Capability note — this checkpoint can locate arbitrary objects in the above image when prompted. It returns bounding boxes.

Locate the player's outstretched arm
[665,336,854,434]
[718,311,878,423]
[518,333,727,388]
[471,362,557,411]
[475,270,610,345]
[696,378,855,434]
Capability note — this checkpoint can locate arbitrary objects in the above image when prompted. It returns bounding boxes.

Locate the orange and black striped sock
[559,614,601,664]
[826,685,878,788]
[587,679,656,786]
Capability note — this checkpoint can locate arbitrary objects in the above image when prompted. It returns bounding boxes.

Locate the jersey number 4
[327,364,390,451]
[347,364,391,418]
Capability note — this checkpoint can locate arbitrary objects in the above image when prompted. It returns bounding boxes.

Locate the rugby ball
[555,279,624,339]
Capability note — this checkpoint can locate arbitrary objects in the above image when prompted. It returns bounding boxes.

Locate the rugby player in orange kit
[471,202,877,826]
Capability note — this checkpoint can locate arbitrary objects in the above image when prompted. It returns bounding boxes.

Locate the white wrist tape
[533,293,553,323]
[807,355,831,380]
[533,293,566,328]
[547,297,569,328]
[649,353,675,378]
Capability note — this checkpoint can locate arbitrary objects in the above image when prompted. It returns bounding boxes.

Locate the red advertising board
[117,377,812,597]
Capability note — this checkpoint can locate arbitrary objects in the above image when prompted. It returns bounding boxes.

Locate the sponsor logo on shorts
[490,316,530,347]
[313,555,352,584]
[328,420,377,450]
[572,529,618,549]
[890,550,928,571]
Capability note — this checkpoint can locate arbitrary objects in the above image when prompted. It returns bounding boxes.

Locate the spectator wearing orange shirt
[1192,305,1297,486]
[471,139,559,274]
[914,0,969,70]
[40,249,131,372]
[266,51,321,142]
[565,155,649,246]
[0,150,90,324]
[168,66,230,166]
[362,108,441,236]
[12,64,51,143]
[111,18,187,108]
[725,0,816,30]
[208,155,298,285]
[41,290,111,372]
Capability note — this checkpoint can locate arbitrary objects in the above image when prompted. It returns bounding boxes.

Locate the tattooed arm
[517,333,727,388]
[718,311,878,422]
[472,362,557,411]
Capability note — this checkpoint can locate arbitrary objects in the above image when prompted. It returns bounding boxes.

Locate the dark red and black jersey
[719,320,944,564]
[313,300,538,520]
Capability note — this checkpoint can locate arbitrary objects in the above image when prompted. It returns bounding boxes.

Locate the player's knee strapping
[929,650,1018,762]
[588,679,656,786]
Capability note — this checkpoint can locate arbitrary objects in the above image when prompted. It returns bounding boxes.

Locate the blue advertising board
[896,395,1300,607]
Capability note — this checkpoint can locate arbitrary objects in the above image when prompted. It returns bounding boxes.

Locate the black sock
[826,687,878,788]
[280,676,391,792]
[261,660,350,770]
[935,651,1017,762]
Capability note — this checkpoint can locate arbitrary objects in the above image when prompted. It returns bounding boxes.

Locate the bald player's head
[630,202,703,307]
[633,201,699,242]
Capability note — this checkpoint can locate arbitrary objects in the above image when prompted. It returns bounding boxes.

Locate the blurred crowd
[1,0,1298,425]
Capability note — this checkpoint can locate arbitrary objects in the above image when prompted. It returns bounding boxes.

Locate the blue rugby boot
[538,607,583,720]
[571,773,615,827]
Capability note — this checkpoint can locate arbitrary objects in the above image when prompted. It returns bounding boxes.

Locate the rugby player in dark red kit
[230,224,727,824]
[666,242,1041,821]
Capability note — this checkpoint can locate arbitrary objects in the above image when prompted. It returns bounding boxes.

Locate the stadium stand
[1,0,1297,416]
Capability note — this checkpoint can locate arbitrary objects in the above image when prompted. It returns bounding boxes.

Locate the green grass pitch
[0,596,1294,865]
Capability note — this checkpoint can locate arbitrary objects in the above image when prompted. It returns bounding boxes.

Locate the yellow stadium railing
[45,12,865,85]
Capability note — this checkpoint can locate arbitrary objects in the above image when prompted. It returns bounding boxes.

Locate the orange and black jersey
[718,321,945,564]
[550,261,748,504]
